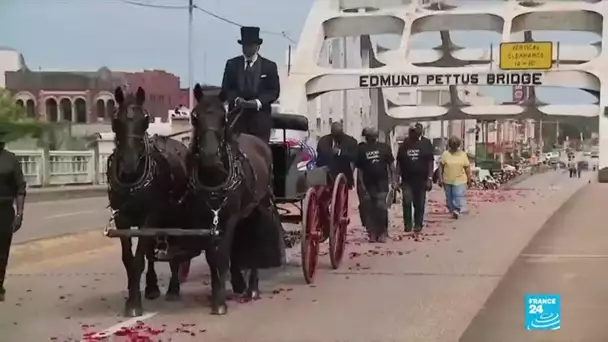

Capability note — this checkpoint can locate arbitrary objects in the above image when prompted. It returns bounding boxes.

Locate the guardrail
[14,149,111,187]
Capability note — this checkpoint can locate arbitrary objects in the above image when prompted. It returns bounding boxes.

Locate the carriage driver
[220,26,280,143]
[0,134,26,302]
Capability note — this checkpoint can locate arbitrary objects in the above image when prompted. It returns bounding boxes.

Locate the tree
[0,88,48,142]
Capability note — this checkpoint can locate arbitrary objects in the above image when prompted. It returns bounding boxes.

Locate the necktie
[244,60,254,91]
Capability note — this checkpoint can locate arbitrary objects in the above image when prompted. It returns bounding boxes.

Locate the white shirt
[237,54,261,110]
[243,54,258,70]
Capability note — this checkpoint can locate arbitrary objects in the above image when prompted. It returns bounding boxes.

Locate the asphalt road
[461,182,608,342]
[0,169,594,342]
[15,197,110,244]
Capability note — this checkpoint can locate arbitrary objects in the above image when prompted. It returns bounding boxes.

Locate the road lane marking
[522,254,608,259]
[82,312,158,341]
[45,210,102,219]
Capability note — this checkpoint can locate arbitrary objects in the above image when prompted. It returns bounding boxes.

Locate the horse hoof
[145,287,161,300]
[165,292,181,302]
[124,305,143,318]
[210,304,228,315]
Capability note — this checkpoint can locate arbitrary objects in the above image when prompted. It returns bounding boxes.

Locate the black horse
[181,84,284,315]
[107,86,191,317]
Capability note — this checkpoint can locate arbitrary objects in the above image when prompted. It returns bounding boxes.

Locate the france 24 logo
[525,294,561,330]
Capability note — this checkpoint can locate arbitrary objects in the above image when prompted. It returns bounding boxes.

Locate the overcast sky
[0,0,598,105]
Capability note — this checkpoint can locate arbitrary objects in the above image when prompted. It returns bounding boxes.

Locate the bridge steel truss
[279,0,608,180]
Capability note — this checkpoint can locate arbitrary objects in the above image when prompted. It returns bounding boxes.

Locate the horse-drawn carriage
[104,86,350,317]
[104,112,350,283]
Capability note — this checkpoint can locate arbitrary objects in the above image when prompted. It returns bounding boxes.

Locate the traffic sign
[499,42,553,70]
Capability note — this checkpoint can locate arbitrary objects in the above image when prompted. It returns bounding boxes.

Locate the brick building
[4,66,186,124]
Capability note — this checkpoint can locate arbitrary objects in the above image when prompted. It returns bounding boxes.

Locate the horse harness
[186,142,259,237]
[107,134,158,197]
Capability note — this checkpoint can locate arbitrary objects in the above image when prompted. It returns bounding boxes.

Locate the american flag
[289,139,317,171]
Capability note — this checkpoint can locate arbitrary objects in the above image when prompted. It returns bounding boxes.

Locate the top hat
[238,26,263,45]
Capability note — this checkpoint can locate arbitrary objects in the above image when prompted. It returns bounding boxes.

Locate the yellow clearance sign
[499,42,553,70]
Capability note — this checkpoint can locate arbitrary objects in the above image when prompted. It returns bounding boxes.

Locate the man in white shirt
[220,26,280,143]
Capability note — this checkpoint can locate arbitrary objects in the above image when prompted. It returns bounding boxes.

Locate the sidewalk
[26,184,106,202]
[460,182,608,342]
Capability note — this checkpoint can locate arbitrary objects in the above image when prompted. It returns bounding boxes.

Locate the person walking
[355,127,395,242]
[396,124,434,238]
[316,122,358,238]
[0,136,26,301]
[220,26,280,143]
[356,129,369,231]
[567,158,576,178]
[316,121,358,189]
[438,136,471,219]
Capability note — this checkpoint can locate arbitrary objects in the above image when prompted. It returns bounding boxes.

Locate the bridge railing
[14,149,112,187]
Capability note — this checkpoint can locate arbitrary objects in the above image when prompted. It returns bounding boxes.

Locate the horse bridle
[109,132,156,194]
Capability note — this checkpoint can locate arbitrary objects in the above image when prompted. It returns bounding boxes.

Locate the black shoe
[377,233,388,243]
[368,233,378,243]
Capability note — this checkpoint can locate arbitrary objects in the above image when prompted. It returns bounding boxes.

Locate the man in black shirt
[356,129,369,230]
[0,135,26,301]
[356,127,395,243]
[396,124,433,238]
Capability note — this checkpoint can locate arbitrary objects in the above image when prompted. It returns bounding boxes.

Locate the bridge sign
[499,42,553,70]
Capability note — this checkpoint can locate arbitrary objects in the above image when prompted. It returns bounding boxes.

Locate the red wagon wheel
[301,187,321,284]
[178,259,191,283]
[329,173,349,269]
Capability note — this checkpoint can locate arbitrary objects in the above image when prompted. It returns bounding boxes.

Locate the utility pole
[188,0,194,110]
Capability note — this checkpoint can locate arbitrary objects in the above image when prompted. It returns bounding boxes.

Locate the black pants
[356,177,368,228]
[359,183,388,236]
[0,203,15,288]
[233,112,271,143]
[401,182,426,232]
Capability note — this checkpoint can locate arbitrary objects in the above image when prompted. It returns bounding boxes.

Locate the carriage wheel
[301,187,321,284]
[178,259,191,283]
[329,173,349,270]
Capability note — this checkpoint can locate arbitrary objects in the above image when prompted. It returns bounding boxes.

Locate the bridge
[279,0,608,180]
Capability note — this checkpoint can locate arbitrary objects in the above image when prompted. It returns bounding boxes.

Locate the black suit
[316,134,358,189]
[221,55,280,142]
